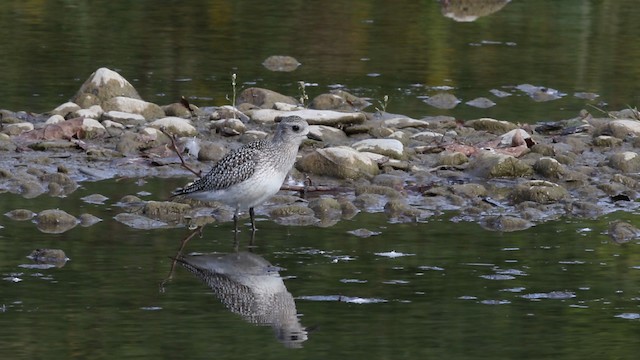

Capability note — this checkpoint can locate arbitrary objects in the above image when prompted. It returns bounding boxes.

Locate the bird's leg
[249,207,257,232]
[233,210,239,233]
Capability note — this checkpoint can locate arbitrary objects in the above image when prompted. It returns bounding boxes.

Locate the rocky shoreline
[1,68,640,238]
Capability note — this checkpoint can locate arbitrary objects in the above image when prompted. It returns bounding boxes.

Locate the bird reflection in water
[173,249,308,348]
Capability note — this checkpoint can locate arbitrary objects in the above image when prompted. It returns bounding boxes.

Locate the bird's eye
[292,125,300,132]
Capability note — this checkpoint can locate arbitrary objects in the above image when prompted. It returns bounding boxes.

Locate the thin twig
[158,127,202,178]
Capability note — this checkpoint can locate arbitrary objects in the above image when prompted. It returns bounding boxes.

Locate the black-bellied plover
[175,252,307,347]
[172,116,318,232]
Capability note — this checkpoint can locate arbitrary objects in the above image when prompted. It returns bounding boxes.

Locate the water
[1,178,640,359]
[2,1,640,359]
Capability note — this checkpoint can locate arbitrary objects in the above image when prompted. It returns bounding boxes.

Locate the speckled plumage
[172,116,316,232]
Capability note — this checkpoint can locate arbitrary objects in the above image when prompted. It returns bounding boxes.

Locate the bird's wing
[173,145,263,195]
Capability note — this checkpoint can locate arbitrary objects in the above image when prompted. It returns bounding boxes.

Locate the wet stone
[480,215,533,232]
[5,209,36,221]
[510,180,569,204]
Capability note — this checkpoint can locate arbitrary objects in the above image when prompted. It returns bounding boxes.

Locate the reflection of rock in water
[176,252,307,348]
[440,0,511,22]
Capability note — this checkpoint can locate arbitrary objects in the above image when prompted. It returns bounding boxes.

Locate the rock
[78,213,102,227]
[74,105,104,119]
[211,118,246,136]
[608,220,640,244]
[465,118,518,133]
[347,228,382,238]
[3,122,34,136]
[248,108,367,126]
[308,125,348,144]
[411,130,444,142]
[143,201,191,223]
[533,157,566,179]
[296,146,380,179]
[102,96,165,120]
[114,213,169,230]
[269,204,315,218]
[606,119,640,139]
[35,209,79,234]
[355,185,403,199]
[440,0,511,22]
[593,135,623,147]
[308,197,342,225]
[480,216,533,232]
[310,90,371,111]
[466,97,496,108]
[386,117,443,129]
[262,55,301,72]
[450,183,487,198]
[40,172,79,195]
[197,141,226,162]
[510,180,569,204]
[78,118,107,138]
[50,102,81,117]
[468,150,533,178]
[236,87,298,109]
[71,67,141,106]
[608,151,640,173]
[352,139,405,159]
[384,198,425,222]
[149,117,198,137]
[45,114,66,124]
[438,151,469,166]
[162,102,201,118]
[210,105,250,122]
[5,209,36,221]
[27,248,68,267]
[102,110,147,126]
[500,129,532,146]
[424,93,460,109]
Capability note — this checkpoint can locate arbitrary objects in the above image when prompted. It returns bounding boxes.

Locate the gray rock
[465,118,518,133]
[480,215,533,232]
[102,97,165,120]
[35,209,79,234]
[248,108,366,126]
[608,151,640,173]
[533,157,566,179]
[71,67,141,106]
[262,55,301,72]
[352,139,405,159]
[468,151,533,178]
[236,87,298,109]
[309,90,370,111]
[296,146,380,179]
[510,180,569,204]
[606,119,640,139]
[102,110,147,126]
[424,93,460,109]
[608,220,640,244]
[466,97,496,108]
[148,117,198,137]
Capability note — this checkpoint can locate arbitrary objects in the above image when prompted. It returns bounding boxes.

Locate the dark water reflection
[1,178,640,359]
[170,248,307,348]
[3,0,640,123]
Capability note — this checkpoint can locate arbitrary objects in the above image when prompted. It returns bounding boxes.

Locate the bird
[174,251,308,347]
[172,116,319,233]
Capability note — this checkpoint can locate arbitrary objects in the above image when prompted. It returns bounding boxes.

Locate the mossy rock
[510,180,569,204]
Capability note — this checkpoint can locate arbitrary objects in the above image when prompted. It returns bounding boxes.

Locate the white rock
[45,115,66,124]
[90,67,132,88]
[297,146,380,179]
[352,139,405,159]
[82,118,106,132]
[249,108,366,125]
[3,122,34,135]
[102,120,125,129]
[75,105,104,119]
[411,131,444,141]
[51,102,80,115]
[382,117,431,129]
[103,110,146,124]
[608,119,640,138]
[500,129,531,146]
[273,102,301,111]
[149,117,197,136]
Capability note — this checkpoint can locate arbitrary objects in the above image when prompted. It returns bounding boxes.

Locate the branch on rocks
[158,127,202,178]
